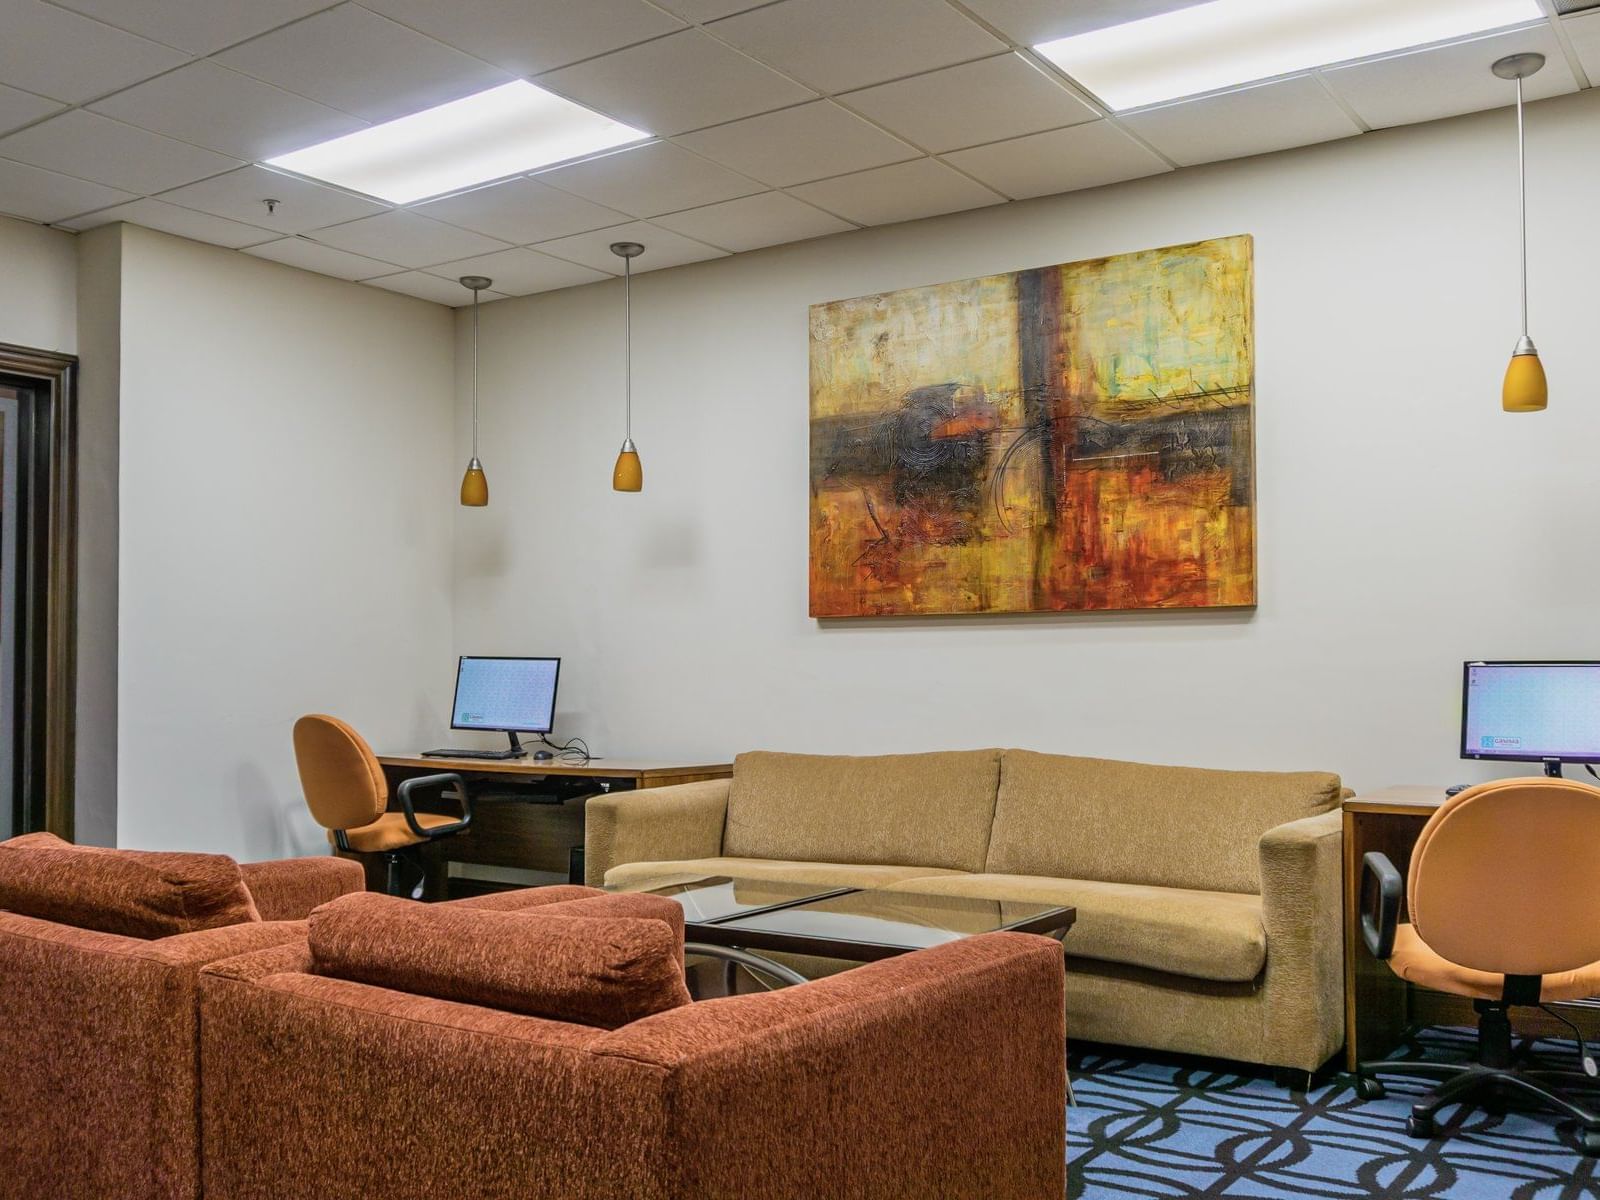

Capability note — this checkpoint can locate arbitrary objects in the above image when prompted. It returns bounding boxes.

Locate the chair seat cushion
[883,873,1267,983]
[309,891,691,1029]
[330,811,460,853]
[0,831,260,939]
[603,857,967,890]
[1389,923,1600,1002]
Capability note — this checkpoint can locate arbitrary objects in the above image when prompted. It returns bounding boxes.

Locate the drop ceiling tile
[789,158,1003,226]
[158,165,386,234]
[423,247,610,295]
[0,84,62,136]
[365,270,509,306]
[0,157,135,223]
[0,110,242,194]
[1322,27,1575,130]
[308,209,510,267]
[533,220,726,274]
[943,120,1169,199]
[954,0,1210,45]
[652,0,764,18]
[537,29,814,136]
[48,0,340,55]
[1570,11,1600,79]
[654,190,853,252]
[534,141,760,218]
[675,100,918,186]
[841,53,1098,153]
[359,0,684,77]
[0,0,190,104]
[1120,77,1362,167]
[412,176,629,244]
[54,196,278,246]
[90,61,367,160]
[216,5,511,122]
[709,0,1004,93]
[245,235,401,279]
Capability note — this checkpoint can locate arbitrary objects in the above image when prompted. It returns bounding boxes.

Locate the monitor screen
[1461,661,1600,763]
[450,656,560,734]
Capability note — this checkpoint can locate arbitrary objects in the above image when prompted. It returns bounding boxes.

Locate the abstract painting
[809,235,1255,618]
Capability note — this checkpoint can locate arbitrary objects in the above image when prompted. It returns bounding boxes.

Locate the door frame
[0,342,78,839]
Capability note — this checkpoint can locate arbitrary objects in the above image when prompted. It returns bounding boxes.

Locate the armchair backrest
[1409,776,1600,976]
[293,714,387,833]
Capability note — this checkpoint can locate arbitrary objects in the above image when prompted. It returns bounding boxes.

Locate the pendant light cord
[471,286,481,459]
[624,256,632,442]
[1517,74,1528,339]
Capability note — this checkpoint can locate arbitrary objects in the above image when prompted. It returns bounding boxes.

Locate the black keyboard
[422,747,525,760]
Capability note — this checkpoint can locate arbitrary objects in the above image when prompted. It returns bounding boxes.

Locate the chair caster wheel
[1356,1077,1385,1100]
[1581,1129,1600,1157]
[1406,1114,1435,1139]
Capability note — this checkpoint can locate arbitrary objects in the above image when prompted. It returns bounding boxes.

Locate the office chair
[1357,777,1600,1153]
[293,714,473,898]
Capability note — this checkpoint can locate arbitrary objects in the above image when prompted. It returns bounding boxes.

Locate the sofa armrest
[583,778,730,887]
[240,856,366,921]
[1257,809,1344,1071]
[598,932,1065,1198]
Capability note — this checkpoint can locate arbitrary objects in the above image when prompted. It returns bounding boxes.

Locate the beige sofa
[586,749,1345,1083]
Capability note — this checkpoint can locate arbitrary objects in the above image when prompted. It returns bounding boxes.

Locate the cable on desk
[539,733,593,764]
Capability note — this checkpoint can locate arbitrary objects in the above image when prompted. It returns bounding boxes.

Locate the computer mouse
[533,750,554,761]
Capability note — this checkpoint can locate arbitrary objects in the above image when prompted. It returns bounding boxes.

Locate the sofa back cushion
[309,892,691,1029]
[723,750,1002,872]
[0,832,260,938]
[987,752,1342,893]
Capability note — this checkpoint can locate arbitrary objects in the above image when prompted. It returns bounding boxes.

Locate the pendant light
[1492,52,1547,413]
[459,274,492,505]
[610,241,644,492]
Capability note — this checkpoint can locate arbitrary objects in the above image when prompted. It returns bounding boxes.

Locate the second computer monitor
[451,656,560,735]
[1462,660,1600,770]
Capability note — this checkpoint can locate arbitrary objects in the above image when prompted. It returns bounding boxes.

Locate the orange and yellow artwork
[808,235,1256,618]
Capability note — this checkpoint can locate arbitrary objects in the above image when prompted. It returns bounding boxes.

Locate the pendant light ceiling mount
[1493,51,1548,413]
[459,274,493,506]
[611,242,645,493]
[1491,51,1545,80]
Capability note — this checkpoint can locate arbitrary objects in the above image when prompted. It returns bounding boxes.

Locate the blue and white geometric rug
[1068,1029,1600,1199]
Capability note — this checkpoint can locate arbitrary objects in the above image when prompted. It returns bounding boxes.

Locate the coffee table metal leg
[685,943,809,990]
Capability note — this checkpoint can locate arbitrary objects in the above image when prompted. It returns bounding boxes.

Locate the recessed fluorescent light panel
[266,81,649,204]
[1035,0,1546,111]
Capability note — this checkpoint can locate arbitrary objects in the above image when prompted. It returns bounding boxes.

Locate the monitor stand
[1543,757,1564,778]
[422,732,529,760]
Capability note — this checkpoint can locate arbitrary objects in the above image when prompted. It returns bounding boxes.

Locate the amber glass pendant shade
[460,458,489,505]
[1493,54,1548,414]
[1503,348,1547,412]
[612,440,642,492]
[611,241,645,492]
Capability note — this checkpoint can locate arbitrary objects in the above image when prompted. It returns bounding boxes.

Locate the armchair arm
[583,778,730,886]
[1258,809,1345,1072]
[395,772,472,839]
[1360,852,1403,960]
[239,856,365,920]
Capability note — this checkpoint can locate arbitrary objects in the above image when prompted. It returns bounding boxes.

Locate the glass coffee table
[608,874,1075,989]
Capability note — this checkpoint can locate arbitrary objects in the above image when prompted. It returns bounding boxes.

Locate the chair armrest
[239,857,366,920]
[1257,809,1345,1071]
[1360,852,1403,960]
[583,778,730,887]
[395,772,472,839]
[598,932,1065,1198]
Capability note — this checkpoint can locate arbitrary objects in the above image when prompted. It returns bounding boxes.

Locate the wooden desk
[377,754,731,888]
[1342,785,1600,1070]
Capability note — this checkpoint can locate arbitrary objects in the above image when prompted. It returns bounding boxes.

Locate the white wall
[0,214,75,355]
[116,227,457,858]
[452,87,1600,795]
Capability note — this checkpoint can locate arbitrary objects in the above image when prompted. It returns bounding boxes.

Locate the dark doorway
[0,344,77,840]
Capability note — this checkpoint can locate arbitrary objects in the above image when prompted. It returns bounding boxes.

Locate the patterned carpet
[1068,1029,1600,1199]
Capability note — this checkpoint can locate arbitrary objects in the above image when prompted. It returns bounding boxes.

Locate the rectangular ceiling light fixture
[1034,0,1546,111]
[266,80,649,205]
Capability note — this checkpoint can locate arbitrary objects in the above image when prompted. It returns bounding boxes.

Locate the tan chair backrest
[293,715,387,833]
[1409,776,1600,977]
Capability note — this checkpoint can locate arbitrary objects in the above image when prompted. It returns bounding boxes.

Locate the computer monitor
[1461,661,1600,775]
[448,656,560,757]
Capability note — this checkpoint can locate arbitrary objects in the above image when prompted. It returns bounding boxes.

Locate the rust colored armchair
[0,834,364,1200]
[200,887,1068,1200]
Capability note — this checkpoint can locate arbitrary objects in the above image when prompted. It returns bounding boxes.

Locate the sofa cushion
[308,892,691,1029]
[604,857,967,890]
[987,751,1342,894]
[0,832,261,939]
[884,872,1267,983]
[723,750,1001,873]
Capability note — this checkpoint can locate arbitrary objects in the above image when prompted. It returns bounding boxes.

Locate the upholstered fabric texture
[199,930,1065,1200]
[327,809,460,853]
[308,891,690,1028]
[987,750,1342,893]
[0,832,260,938]
[604,856,965,889]
[1388,922,1600,1003]
[237,856,365,921]
[723,749,1002,872]
[584,778,730,886]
